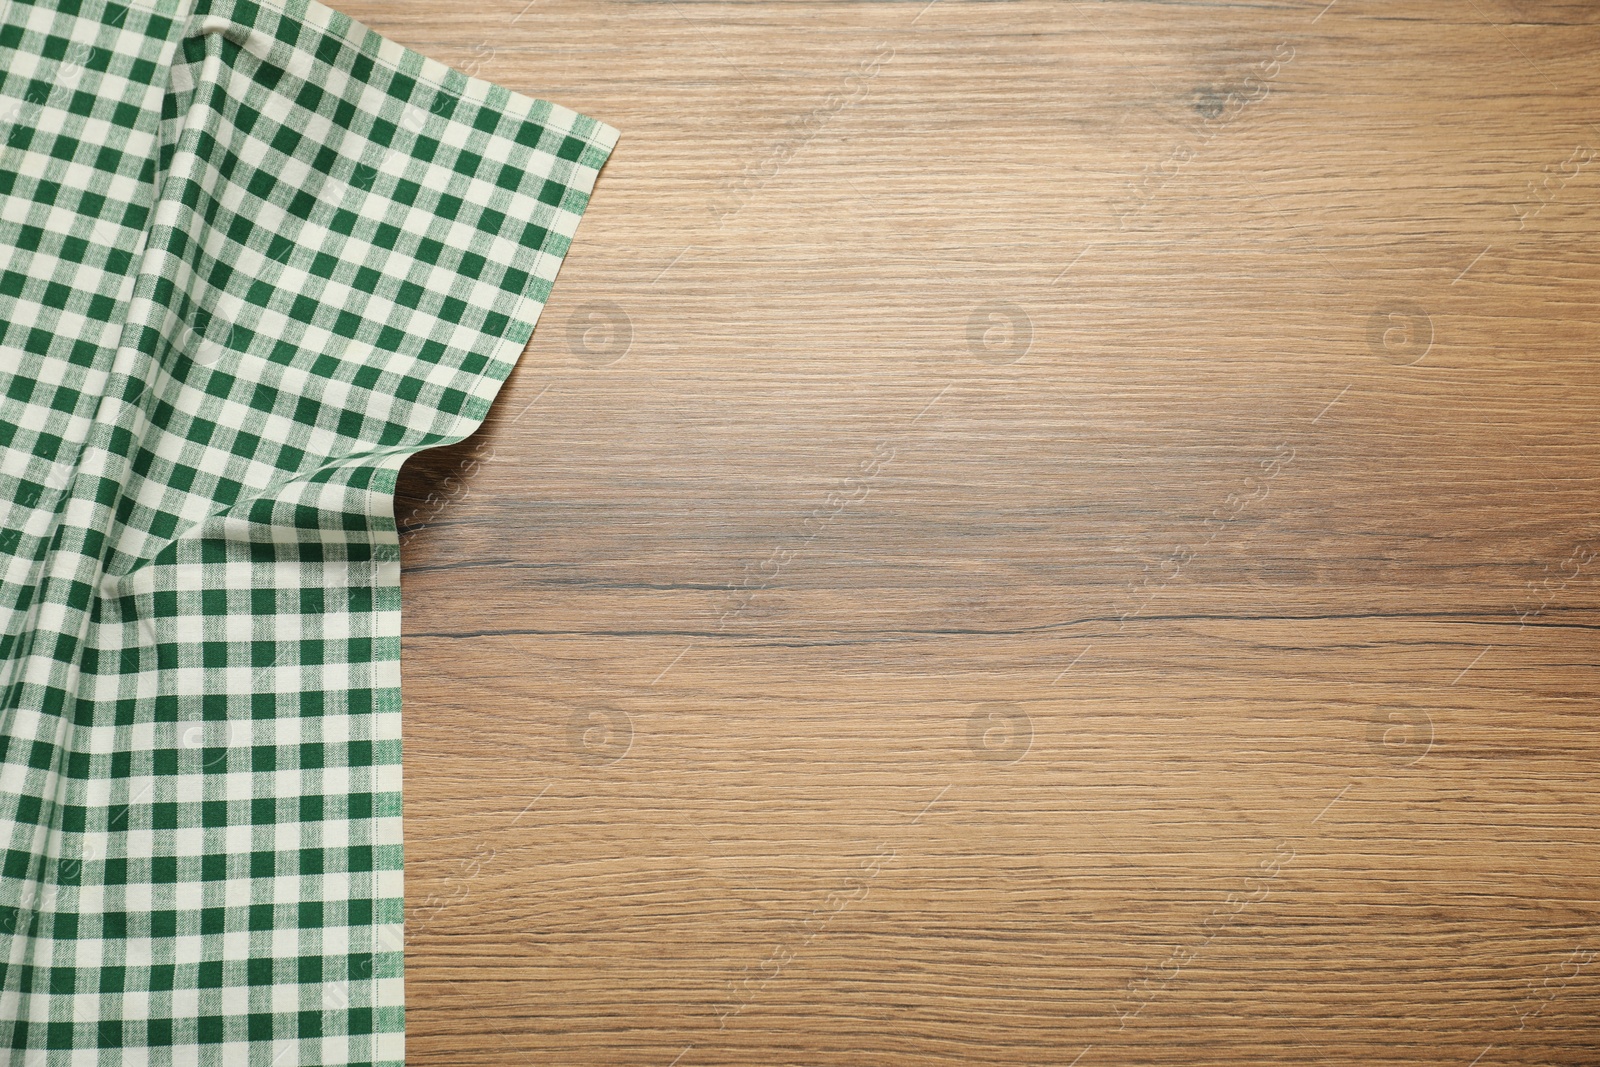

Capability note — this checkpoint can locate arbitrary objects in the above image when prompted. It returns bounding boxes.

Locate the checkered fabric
[0,0,617,1060]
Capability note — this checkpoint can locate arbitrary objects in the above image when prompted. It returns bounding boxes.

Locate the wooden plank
[357,0,1600,1062]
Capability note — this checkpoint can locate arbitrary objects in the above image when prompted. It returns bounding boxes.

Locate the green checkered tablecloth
[0,0,617,1060]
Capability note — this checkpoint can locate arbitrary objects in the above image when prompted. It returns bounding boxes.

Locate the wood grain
[364,0,1600,1062]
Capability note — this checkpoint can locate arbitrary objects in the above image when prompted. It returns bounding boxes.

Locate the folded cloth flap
[0,0,617,1061]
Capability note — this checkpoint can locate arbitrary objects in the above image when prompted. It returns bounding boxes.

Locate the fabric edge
[238,5,623,1065]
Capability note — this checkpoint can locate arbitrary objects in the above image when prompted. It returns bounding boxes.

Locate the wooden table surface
[366,0,1600,1062]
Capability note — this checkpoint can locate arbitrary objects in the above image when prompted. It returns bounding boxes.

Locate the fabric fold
[0,0,617,1060]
